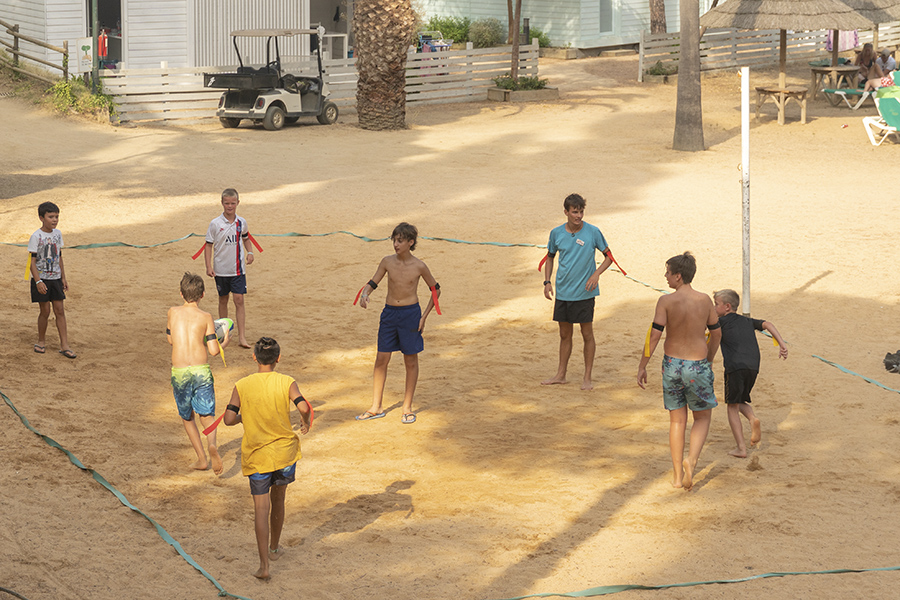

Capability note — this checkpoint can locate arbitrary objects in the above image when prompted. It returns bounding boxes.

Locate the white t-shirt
[878,55,896,72]
[206,214,248,277]
[28,228,64,280]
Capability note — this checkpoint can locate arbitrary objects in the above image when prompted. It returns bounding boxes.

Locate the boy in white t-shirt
[28,201,75,358]
[204,188,255,348]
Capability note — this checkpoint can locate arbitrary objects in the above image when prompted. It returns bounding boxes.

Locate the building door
[87,0,123,67]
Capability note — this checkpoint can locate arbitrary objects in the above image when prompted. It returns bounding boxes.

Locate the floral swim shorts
[661,355,717,411]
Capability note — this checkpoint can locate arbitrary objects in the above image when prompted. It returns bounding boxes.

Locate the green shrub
[492,73,548,90]
[469,18,505,48]
[46,77,116,117]
[426,16,470,43]
[645,60,677,76]
[522,25,551,48]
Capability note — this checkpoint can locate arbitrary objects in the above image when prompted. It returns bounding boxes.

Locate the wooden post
[639,29,645,82]
[831,29,839,67]
[63,40,68,80]
[779,29,786,88]
[12,24,19,68]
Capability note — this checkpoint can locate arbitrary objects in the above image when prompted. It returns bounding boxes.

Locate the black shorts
[724,369,758,404]
[31,278,65,303]
[553,298,595,324]
[215,274,247,296]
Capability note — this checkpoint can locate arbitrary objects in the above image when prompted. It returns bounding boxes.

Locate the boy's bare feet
[268,547,283,561]
[541,376,568,385]
[209,446,223,475]
[581,379,593,390]
[750,417,762,445]
[682,459,694,491]
[239,340,252,349]
[253,567,270,581]
[190,458,208,470]
[728,447,748,458]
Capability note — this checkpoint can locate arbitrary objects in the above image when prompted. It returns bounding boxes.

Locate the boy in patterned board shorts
[204,188,255,348]
[355,223,440,424]
[28,202,75,358]
[224,337,312,581]
[714,289,788,458]
[542,193,614,391]
[167,273,228,474]
[637,252,721,491]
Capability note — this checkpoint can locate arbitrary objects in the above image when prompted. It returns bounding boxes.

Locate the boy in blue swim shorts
[167,273,229,474]
[356,223,441,424]
[637,252,721,491]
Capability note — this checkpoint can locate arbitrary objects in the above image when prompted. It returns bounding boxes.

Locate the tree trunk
[354,0,416,130]
[507,0,515,44]
[510,0,522,80]
[650,0,667,34]
[672,0,704,151]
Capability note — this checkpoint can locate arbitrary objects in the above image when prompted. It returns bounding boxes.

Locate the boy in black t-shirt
[714,289,788,458]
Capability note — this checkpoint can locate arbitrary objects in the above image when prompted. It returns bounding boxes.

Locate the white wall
[124,0,188,68]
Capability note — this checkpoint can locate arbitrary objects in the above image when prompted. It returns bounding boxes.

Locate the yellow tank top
[235,371,301,476]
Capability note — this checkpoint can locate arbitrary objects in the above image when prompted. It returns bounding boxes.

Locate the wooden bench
[755,86,808,125]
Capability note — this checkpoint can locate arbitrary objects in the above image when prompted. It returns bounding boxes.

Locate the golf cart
[203,27,338,130]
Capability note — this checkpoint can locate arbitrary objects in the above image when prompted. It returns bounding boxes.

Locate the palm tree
[672,0,704,151]
[353,0,417,130]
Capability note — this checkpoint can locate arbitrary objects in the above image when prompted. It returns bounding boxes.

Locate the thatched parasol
[838,0,900,56]
[700,0,874,85]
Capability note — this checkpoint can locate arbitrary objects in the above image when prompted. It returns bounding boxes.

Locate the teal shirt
[547,222,608,301]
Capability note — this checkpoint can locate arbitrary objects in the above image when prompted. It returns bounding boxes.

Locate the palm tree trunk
[510,0,522,80]
[672,0,704,151]
[354,0,416,130]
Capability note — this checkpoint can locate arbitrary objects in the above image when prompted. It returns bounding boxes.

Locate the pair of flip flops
[355,411,417,424]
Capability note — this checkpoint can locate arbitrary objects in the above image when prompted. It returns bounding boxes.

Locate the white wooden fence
[639,22,900,81]
[100,41,539,123]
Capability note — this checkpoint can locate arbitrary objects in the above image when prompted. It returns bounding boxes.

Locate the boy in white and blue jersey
[204,188,255,348]
[542,193,614,391]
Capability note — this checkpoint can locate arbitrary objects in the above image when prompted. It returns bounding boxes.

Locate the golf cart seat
[281,74,320,95]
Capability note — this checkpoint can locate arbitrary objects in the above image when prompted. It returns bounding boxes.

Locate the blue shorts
[377,303,424,355]
[171,364,216,420]
[249,463,296,495]
[661,355,717,411]
[215,274,247,296]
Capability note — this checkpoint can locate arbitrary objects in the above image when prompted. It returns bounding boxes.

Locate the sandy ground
[3,54,900,600]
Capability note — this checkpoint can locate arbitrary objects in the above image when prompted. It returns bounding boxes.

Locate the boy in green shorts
[225,337,312,580]
[167,272,227,475]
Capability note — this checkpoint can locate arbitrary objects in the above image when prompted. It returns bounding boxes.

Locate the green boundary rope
[5,231,900,599]
[485,565,900,599]
[0,389,252,600]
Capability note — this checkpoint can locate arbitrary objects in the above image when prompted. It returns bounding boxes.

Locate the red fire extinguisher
[98,30,108,59]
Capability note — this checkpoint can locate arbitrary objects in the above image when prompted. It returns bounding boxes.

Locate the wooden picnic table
[810,65,860,100]
[755,86,808,125]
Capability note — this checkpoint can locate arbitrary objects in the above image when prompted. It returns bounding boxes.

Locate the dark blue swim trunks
[377,303,424,355]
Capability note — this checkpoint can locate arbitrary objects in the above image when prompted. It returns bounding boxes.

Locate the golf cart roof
[230,28,319,37]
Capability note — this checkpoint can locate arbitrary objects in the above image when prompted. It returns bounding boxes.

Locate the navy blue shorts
[377,303,424,355]
[553,298,594,323]
[215,274,247,296]
[248,463,296,496]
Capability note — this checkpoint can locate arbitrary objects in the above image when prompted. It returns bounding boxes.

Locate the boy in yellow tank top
[224,337,312,580]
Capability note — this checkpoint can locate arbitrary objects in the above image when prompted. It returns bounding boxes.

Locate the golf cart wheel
[220,117,241,128]
[284,116,300,125]
[263,105,286,131]
[317,101,339,125]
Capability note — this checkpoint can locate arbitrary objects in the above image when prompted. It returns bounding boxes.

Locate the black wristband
[292,394,306,407]
[367,279,378,290]
[652,322,664,332]
[205,333,217,342]
[434,282,440,290]
[544,280,552,286]
[708,321,721,330]
[226,403,240,414]
[166,328,171,335]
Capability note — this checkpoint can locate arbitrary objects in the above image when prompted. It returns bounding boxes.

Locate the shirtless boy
[637,252,720,491]
[356,223,440,424]
[542,193,614,391]
[167,272,228,474]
